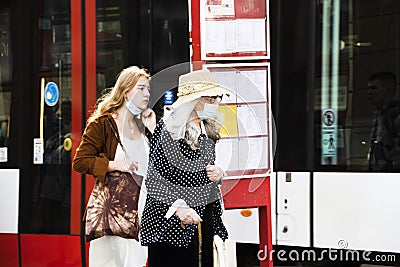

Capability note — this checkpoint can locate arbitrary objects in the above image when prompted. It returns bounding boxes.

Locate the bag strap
[106,116,126,152]
[106,116,130,167]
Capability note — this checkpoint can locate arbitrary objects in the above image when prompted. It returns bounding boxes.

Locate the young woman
[73,66,156,267]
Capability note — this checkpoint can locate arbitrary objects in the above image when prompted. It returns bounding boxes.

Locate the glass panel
[271,0,314,171]
[95,0,189,98]
[32,0,72,234]
[315,0,400,171]
[0,8,11,158]
[96,0,138,95]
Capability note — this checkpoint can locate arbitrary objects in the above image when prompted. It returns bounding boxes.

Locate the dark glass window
[95,0,189,114]
[273,0,400,172]
[0,8,11,158]
[315,0,400,171]
[33,0,72,234]
[96,0,139,95]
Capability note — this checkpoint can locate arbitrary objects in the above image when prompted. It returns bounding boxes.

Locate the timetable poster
[204,19,266,54]
[210,66,270,174]
[202,0,268,57]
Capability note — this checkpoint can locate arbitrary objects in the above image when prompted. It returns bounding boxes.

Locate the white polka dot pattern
[140,120,228,248]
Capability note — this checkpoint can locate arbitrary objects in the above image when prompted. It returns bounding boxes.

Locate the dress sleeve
[72,118,109,182]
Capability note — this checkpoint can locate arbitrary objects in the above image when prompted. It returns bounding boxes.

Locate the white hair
[164,99,199,140]
[164,98,224,150]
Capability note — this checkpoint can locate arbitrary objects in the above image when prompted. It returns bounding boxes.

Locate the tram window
[272,0,400,172]
[314,0,400,171]
[96,0,131,94]
[0,9,11,152]
[0,94,10,147]
[36,98,71,234]
[30,0,72,234]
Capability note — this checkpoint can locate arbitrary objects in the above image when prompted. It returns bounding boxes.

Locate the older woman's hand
[206,164,224,183]
[175,205,202,225]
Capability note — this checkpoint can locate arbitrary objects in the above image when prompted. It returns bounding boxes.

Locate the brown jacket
[73,113,152,183]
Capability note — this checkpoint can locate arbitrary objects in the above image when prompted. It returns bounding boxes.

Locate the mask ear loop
[197,98,209,111]
[125,87,140,103]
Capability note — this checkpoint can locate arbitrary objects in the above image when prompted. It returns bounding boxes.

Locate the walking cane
[198,222,202,266]
[180,221,202,266]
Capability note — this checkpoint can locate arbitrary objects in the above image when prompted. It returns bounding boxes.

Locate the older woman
[140,69,229,267]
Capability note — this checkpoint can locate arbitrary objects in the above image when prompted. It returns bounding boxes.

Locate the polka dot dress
[140,120,228,248]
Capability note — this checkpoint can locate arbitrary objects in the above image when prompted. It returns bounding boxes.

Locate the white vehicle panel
[314,172,400,253]
[276,172,311,247]
[224,208,259,244]
[0,169,19,233]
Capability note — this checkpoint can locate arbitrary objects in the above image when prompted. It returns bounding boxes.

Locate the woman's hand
[175,205,202,225]
[108,160,138,173]
[206,164,224,183]
[142,108,156,134]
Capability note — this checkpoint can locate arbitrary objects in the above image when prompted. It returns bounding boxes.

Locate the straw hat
[172,69,230,108]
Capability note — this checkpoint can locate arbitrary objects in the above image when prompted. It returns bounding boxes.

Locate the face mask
[125,98,143,115]
[196,103,219,120]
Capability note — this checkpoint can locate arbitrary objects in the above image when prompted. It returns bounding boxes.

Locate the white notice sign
[33,138,44,164]
[0,147,7,162]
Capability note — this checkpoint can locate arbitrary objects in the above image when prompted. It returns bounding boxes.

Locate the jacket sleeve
[72,118,109,181]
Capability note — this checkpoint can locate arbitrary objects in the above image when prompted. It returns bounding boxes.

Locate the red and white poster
[201,0,269,59]
[205,0,235,19]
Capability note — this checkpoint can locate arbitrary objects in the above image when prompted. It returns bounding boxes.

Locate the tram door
[0,0,73,235]
[33,0,72,235]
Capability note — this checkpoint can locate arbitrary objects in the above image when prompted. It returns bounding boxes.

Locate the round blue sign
[44,82,59,106]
